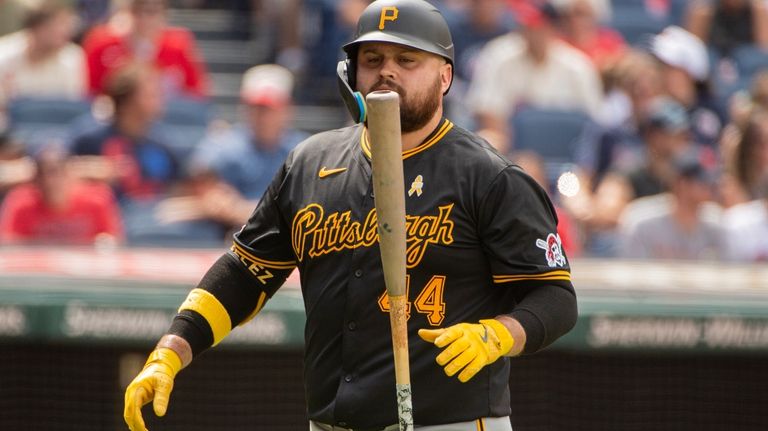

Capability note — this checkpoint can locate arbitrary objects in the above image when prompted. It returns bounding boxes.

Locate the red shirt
[561,28,627,71]
[0,181,123,245]
[83,25,208,97]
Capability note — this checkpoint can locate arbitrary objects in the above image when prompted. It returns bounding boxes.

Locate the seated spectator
[575,50,664,188]
[650,25,726,150]
[722,108,768,261]
[69,62,180,203]
[0,1,85,114]
[448,0,517,82]
[685,0,768,56]
[555,0,626,73]
[564,97,695,255]
[0,143,123,246]
[618,149,724,260]
[82,0,208,98]
[299,0,368,104]
[158,64,307,232]
[467,2,603,145]
[442,0,518,125]
[715,70,768,207]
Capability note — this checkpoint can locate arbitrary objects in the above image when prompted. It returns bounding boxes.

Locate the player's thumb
[418,328,445,343]
[152,374,174,417]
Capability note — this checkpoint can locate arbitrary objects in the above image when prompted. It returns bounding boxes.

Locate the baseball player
[123,1,578,430]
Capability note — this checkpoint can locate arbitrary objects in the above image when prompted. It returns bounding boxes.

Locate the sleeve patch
[535,233,567,267]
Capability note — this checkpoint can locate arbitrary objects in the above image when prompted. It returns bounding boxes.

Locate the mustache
[368,79,405,96]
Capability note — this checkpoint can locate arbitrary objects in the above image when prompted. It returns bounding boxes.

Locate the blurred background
[1,0,768,429]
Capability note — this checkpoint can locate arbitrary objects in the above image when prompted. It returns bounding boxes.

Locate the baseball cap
[515,1,559,28]
[671,148,719,185]
[240,64,294,107]
[650,26,709,82]
[644,97,690,133]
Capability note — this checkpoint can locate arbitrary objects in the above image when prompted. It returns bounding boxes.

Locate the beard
[364,75,442,133]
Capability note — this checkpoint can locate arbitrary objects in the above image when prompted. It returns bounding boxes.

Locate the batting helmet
[337,0,455,122]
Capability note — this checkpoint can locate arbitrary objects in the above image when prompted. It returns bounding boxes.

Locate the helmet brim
[343,31,453,64]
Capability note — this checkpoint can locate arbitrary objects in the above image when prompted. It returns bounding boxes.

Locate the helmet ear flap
[337,59,367,123]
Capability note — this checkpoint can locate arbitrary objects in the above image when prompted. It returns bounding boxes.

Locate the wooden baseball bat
[366,90,413,431]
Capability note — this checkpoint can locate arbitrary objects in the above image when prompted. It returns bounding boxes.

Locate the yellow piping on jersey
[231,243,297,269]
[179,288,232,346]
[361,119,453,160]
[493,270,571,283]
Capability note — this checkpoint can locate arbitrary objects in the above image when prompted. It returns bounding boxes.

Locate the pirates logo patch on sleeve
[536,233,566,267]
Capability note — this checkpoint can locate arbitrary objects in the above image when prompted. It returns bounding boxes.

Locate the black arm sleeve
[506,281,578,354]
[167,252,275,356]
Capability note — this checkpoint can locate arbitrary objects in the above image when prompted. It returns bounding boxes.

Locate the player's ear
[440,61,453,95]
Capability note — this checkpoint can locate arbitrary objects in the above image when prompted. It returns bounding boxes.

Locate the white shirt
[466,32,603,120]
[0,31,86,105]
[723,199,768,262]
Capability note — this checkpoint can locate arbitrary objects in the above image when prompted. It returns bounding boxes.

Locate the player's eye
[363,55,382,66]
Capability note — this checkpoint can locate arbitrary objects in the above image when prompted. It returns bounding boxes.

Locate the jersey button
[344,374,353,382]
[348,321,357,331]
[354,269,363,278]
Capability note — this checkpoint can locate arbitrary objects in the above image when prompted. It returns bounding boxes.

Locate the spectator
[448,0,517,82]
[0,1,86,110]
[715,70,768,207]
[159,64,307,232]
[299,0,368,104]
[649,25,726,150]
[555,0,626,73]
[685,0,768,56]
[575,50,664,188]
[467,2,602,145]
[722,108,768,261]
[0,0,31,37]
[564,97,695,255]
[0,143,123,246]
[69,62,180,202]
[82,0,208,98]
[618,149,724,260]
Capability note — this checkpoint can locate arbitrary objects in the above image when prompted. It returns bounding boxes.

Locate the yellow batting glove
[123,348,183,431]
[418,319,514,383]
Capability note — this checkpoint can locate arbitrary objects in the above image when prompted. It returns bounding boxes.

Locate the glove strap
[479,319,515,356]
[145,347,183,377]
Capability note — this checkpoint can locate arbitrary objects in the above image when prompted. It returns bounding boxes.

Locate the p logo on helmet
[378,6,399,29]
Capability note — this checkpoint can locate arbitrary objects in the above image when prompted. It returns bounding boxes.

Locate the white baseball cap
[650,26,709,82]
[240,64,294,106]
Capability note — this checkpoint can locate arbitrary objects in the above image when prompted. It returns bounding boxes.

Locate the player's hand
[123,348,183,431]
[418,319,514,383]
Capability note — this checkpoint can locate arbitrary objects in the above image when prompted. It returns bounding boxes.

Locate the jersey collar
[360,118,453,161]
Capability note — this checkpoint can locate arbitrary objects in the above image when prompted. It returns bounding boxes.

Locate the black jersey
[227,118,574,428]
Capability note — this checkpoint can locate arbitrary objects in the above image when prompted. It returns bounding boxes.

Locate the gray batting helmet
[341,0,454,89]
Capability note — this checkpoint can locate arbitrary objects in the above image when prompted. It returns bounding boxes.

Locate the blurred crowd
[0,0,767,263]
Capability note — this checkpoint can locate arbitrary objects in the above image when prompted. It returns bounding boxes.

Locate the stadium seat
[7,98,92,154]
[158,97,213,161]
[510,107,590,184]
[609,4,670,46]
[731,44,768,79]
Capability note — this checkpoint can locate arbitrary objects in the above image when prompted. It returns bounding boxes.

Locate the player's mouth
[370,79,405,96]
